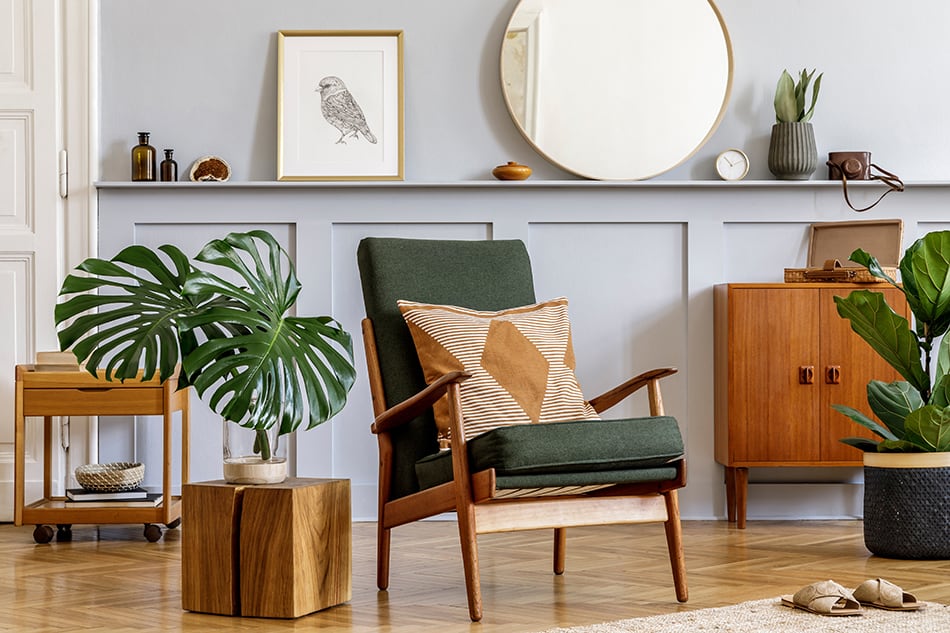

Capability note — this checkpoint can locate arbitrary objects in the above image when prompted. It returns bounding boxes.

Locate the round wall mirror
[500,0,733,180]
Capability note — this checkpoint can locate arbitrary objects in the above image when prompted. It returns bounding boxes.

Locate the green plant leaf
[773,68,820,122]
[54,244,200,383]
[179,232,356,435]
[55,230,357,438]
[931,372,950,408]
[801,72,822,122]
[877,439,925,453]
[774,70,798,123]
[831,403,898,440]
[834,290,929,394]
[848,249,900,287]
[937,334,950,387]
[900,232,950,340]
[866,380,921,438]
[839,437,881,452]
[903,405,950,452]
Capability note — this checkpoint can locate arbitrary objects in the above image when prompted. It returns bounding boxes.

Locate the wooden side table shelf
[14,364,190,542]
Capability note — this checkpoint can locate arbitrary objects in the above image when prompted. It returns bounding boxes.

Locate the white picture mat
[279,32,402,180]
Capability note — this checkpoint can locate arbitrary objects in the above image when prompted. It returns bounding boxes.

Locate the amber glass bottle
[131,132,156,181]
[160,149,178,182]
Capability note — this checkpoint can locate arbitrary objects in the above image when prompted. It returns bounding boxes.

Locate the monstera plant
[834,230,950,452]
[54,230,356,481]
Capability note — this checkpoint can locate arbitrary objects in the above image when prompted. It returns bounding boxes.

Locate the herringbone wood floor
[2,520,949,632]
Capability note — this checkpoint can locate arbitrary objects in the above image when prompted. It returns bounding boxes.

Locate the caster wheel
[33,525,54,544]
[143,523,162,542]
[165,518,181,530]
[56,524,73,542]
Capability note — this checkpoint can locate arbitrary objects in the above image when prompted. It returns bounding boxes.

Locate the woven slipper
[853,578,921,611]
[780,580,863,616]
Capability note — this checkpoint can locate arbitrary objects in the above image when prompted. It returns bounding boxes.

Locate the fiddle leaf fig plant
[833,230,950,452]
[774,68,822,123]
[54,230,356,459]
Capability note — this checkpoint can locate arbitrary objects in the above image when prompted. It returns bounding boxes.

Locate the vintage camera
[827,151,871,180]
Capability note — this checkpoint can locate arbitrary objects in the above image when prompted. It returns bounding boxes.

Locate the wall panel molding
[96,183,945,521]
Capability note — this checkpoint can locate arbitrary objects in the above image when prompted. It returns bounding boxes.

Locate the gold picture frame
[277,30,404,181]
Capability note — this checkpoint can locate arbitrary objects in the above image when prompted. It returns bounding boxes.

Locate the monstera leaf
[180,232,355,435]
[54,230,355,438]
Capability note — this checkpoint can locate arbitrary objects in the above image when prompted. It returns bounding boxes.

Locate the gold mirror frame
[500,0,733,180]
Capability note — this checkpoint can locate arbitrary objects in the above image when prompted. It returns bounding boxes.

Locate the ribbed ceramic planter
[863,452,950,559]
[767,122,818,180]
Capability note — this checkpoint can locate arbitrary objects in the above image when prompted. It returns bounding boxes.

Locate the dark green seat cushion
[415,416,684,491]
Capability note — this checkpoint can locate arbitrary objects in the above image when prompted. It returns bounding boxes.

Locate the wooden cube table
[181,478,351,618]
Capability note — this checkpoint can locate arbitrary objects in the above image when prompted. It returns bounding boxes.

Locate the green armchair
[357,237,687,621]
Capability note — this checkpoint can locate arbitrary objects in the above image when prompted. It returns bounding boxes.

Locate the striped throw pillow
[397,297,599,441]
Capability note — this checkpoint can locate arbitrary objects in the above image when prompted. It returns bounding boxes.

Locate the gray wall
[100,0,950,183]
[96,1,950,521]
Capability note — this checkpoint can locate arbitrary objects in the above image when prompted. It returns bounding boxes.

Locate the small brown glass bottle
[160,149,178,182]
[131,132,156,181]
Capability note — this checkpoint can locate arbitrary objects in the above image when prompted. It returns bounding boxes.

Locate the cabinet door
[819,287,908,462]
[727,287,821,463]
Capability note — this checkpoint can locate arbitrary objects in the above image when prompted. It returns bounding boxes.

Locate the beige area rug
[539,598,950,633]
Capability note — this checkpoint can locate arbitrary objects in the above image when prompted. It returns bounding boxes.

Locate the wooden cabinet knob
[799,365,815,384]
[826,365,841,384]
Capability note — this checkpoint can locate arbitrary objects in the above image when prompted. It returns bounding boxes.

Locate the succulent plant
[774,68,822,123]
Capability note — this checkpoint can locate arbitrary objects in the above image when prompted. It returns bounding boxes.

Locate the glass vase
[222,420,288,484]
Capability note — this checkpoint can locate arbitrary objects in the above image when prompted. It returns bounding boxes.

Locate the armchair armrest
[587,367,678,416]
[371,371,471,435]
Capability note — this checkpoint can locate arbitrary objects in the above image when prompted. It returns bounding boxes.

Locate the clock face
[716,149,750,181]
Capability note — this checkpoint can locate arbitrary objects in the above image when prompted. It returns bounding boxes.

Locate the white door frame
[0,0,96,521]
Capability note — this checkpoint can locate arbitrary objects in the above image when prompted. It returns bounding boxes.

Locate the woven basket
[864,461,950,559]
[75,462,145,492]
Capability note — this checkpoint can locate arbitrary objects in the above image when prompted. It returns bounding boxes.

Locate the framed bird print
[277,30,404,180]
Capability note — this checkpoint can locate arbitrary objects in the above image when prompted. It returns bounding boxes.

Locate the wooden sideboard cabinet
[713,283,909,528]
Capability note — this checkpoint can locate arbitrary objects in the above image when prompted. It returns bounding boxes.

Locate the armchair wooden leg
[553,528,567,575]
[377,521,392,590]
[663,490,688,603]
[456,500,482,621]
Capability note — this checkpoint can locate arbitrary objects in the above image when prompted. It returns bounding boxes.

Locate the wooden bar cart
[14,364,190,542]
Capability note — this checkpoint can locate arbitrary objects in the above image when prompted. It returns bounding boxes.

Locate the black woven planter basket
[864,464,950,559]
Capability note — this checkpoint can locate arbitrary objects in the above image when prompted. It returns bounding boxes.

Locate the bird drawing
[316,76,378,145]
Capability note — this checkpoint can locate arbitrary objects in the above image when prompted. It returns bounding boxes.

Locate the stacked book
[64,487,162,507]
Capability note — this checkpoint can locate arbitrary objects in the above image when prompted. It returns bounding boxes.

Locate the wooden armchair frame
[363,318,687,622]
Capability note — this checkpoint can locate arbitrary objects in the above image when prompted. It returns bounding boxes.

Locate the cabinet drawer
[22,387,165,416]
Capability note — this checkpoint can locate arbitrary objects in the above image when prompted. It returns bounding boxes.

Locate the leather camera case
[828,151,871,180]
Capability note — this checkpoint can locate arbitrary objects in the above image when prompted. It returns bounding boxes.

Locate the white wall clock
[716,148,750,181]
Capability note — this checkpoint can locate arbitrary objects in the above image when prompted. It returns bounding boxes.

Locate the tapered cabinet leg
[663,490,688,603]
[553,528,567,575]
[735,468,749,529]
[724,467,737,523]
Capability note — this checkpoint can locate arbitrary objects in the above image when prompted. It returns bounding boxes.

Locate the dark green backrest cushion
[357,237,536,499]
